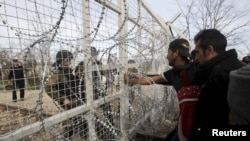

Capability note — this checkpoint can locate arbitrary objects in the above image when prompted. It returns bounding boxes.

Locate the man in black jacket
[8,59,25,102]
[190,29,245,140]
[45,50,88,139]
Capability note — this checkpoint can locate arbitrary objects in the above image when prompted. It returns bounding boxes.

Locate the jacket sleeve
[45,75,65,106]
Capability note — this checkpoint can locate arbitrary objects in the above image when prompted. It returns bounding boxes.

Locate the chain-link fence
[0,0,184,140]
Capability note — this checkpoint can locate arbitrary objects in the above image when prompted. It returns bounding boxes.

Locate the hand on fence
[124,71,141,85]
[63,98,71,105]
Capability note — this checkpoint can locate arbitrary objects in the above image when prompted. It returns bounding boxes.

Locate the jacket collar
[200,49,238,70]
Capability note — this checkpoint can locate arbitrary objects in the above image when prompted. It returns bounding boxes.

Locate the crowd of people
[44,47,115,140]
[125,29,249,141]
[7,28,250,140]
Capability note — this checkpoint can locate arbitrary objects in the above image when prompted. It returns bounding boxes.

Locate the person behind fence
[8,58,25,102]
[90,47,116,140]
[89,46,104,99]
[124,38,201,141]
[189,29,245,140]
[45,50,87,140]
[74,61,86,102]
[75,51,114,140]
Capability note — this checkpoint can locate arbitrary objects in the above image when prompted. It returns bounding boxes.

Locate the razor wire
[0,0,180,140]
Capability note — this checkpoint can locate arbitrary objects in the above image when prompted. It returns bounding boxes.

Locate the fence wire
[0,0,182,140]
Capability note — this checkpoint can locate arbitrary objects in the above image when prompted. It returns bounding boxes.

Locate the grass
[0,79,41,90]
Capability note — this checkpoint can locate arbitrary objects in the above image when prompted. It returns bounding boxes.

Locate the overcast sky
[145,0,250,22]
[144,0,250,58]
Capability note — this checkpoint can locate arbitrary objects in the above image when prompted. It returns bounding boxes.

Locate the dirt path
[0,89,61,115]
[0,89,62,135]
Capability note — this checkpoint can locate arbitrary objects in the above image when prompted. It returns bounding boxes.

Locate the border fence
[0,0,186,140]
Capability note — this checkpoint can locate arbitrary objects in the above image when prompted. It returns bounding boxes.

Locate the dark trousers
[12,79,25,100]
[165,129,178,141]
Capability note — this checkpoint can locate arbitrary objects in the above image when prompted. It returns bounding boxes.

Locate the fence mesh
[0,0,182,140]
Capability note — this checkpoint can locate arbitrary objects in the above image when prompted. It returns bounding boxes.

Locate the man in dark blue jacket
[190,29,245,140]
[8,59,25,102]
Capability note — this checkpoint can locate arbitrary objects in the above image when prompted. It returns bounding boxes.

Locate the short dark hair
[242,56,250,64]
[191,50,196,59]
[13,59,18,62]
[194,29,227,54]
[91,47,98,56]
[56,50,73,64]
[169,38,191,58]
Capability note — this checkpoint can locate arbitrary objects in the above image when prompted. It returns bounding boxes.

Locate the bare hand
[63,98,71,105]
[124,71,140,85]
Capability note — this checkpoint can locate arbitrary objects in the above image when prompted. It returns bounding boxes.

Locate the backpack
[176,65,201,141]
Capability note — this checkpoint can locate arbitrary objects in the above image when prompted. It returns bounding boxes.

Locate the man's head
[242,55,250,64]
[56,50,73,67]
[167,38,191,67]
[91,47,98,56]
[194,29,227,64]
[12,58,19,66]
[90,47,99,61]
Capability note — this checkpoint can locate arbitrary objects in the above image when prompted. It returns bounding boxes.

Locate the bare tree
[176,0,250,48]
[0,49,12,79]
